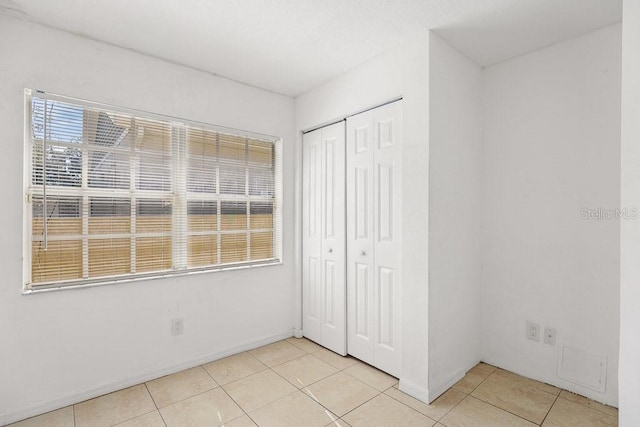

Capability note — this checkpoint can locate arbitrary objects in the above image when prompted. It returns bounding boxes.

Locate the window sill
[22,259,283,295]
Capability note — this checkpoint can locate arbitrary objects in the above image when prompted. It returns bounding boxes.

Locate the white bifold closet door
[347,101,402,377]
[302,121,347,355]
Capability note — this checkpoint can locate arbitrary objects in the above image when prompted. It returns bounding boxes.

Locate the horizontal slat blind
[26,90,281,290]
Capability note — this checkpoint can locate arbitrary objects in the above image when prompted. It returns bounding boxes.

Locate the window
[24,90,282,291]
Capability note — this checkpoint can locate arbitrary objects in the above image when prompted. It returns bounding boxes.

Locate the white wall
[0,16,296,425]
[619,0,640,424]
[427,33,483,400]
[295,31,432,401]
[481,24,621,405]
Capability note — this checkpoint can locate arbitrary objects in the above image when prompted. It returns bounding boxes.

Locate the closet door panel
[346,115,375,363]
[347,101,402,378]
[302,121,346,356]
[372,102,402,377]
[320,122,347,355]
[302,129,323,344]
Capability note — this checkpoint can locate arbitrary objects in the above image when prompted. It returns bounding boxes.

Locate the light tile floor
[9,338,618,427]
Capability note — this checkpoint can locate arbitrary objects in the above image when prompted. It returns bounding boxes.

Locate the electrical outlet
[171,318,184,335]
[526,321,540,341]
[543,327,556,345]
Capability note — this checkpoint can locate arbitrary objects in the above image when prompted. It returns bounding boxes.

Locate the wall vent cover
[557,345,607,393]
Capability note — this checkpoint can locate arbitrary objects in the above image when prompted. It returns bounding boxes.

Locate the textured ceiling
[0,0,622,96]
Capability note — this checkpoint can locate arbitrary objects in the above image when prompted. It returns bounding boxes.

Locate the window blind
[25,90,282,290]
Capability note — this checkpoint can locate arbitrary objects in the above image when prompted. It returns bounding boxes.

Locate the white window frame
[23,89,283,293]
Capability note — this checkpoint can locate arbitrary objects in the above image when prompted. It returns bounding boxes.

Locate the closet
[302,101,402,376]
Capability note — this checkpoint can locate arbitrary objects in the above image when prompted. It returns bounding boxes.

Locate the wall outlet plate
[544,326,557,345]
[527,320,540,341]
[171,318,184,335]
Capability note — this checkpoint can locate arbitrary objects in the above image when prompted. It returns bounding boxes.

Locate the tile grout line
[439,372,497,423]
[257,341,344,391]
[111,409,162,427]
[460,369,537,424]
[464,393,548,426]
[200,361,221,383]
[145,383,222,416]
[555,393,619,419]
[493,369,562,398]
[249,343,311,369]
[307,350,356,371]
[332,388,384,421]
[285,337,324,354]
[270,363,313,390]
[288,355,384,423]
[74,385,159,427]
[143,383,160,411]
[259,366,342,424]
[262,349,348,419]
[288,342,408,421]
[437,394,463,423]
[378,385,439,424]
[218,385,253,426]
[382,384,449,424]
[142,382,168,427]
[469,369,564,425]
[539,392,561,426]
[215,347,318,422]
[340,362,400,389]
[233,347,352,425]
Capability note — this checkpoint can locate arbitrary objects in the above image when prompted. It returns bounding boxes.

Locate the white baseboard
[0,329,294,426]
[427,369,465,403]
[293,328,303,338]
[399,367,467,405]
[398,378,430,403]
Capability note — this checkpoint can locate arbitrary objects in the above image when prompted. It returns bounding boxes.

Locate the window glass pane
[221,201,247,230]
[219,134,246,162]
[32,196,81,218]
[88,150,130,189]
[31,97,84,187]
[88,198,131,234]
[136,199,172,233]
[31,97,84,144]
[31,144,44,185]
[91,111,129,147]
[135,120,172,191]
[219,134,246,195]
[90,197,131,216]
[250,201,273,230]
[88,238,131,277]
[136,237,172,272]
[187,201,218,232]
[44,146,83,187]
[32,240,83,283]
[188,235,218,267]
[137,156,171,191]
[187,128,217,193]
[32,196,82,236]
[250,232,273,260]
[248,140,273,166]
[187,158,217,193]
[249,167,274,197]
[220,233,247,264]
[219,166,246,195]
